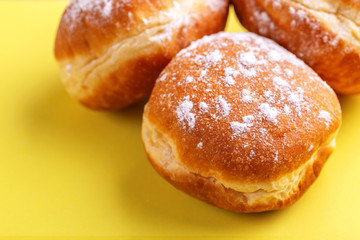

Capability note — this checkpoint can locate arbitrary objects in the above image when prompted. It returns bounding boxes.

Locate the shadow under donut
[21,73,286,235]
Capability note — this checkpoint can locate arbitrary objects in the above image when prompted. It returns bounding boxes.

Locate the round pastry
[232,0,360,94]
[142,32,342,212]
[54,0,229,110]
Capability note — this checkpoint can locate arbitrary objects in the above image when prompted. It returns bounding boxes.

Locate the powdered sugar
[78,0,113,17]
[264,90,275,103]
[200,70,208,78]
[199,102,209,112]
[274,151,279,162]
[102,0,113,16]
[318,110,331,120]
[272,0,282,9]
[217,95,230,116]
[64,0,113,30]
[330,37,339,47]
[259,103,278,124]
[224,67,239,85]
[205,0,228,12]
[176,97,196,129]
[287,92,302,104]
[239,52,257,66]
[284,104,291,115]
[241,89,254,103]
[284,69,294,77]
[146,0,193,42]
[273,76,289,87]
[268,50,282,61]
[186,76,194,83]
[206,50,223,64]
[224,76,236,85]
[289,6,296,15]
[318,110,332,127]
[231,121,251,134]
[225,67,240,78]
[244,68,258,78]
[230,115,255,135]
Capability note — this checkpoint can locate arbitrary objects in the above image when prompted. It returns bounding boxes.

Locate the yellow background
[0,1,359,239]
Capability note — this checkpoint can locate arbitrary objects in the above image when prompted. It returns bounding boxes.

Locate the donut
[232,0,360,94]
[142,32,342,212]
[54,0,229,110]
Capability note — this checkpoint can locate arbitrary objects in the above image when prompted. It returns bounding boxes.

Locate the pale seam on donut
[242,137,335,204]
[142,115,337,205]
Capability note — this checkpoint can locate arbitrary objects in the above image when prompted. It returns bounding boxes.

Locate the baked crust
[54,0,229,110]
[232,0,360,94]
[142,116,336,212]
[142,32,342,212]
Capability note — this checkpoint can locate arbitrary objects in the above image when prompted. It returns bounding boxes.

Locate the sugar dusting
[259,103,278,125]
[245,0,343,72]
[199,102,209,112]
[318,110,331,127]
[231,121,251,135]
[217,95,230,116]
[239,52,257,66]
[63,0,227,39]
[205,0,228,12]
[156,32,336,165]
[176,97,196,129]
[206,50,223,65]
[241,89,255,103]
[186,76,194,83]
[273,76,289,87]
[64,0,114,30]
[224,67,239,85]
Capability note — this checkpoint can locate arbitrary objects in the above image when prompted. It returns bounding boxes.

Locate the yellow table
[0,1,359,239]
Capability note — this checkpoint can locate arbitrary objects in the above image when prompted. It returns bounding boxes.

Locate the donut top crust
[54,0,228,60]
[145,32,341,184]
[234,0,360,93]
[244,0,360,52]
[289,0,360,24]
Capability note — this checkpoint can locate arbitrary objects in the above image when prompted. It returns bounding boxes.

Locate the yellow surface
[0,1,359,239]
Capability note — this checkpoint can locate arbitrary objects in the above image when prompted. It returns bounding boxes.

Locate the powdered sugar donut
[55,0,229,110]
[232,0,360,94]
[142,32,341,212]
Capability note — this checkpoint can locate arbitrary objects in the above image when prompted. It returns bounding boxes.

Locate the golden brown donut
[54,0,229,110]
[232,0,360,94]
[142,32,342,212]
